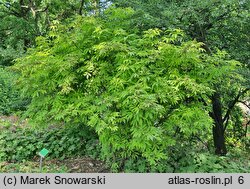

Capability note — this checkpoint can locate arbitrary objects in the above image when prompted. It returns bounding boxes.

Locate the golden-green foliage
[13,8,243,165]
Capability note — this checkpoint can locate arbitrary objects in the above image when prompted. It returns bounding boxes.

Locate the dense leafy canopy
[0,0,111,66]
[114,0,249,63]
[13,8,246,164]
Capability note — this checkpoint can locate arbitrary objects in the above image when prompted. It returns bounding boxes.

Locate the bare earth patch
[0,157,109,173]
[48,157,110,173]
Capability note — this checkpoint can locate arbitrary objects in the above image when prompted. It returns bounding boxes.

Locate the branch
[223,116,230,132]
[238,100,250,110]
[223,88,250,126]
[20,5,29,8]
[194,135,210,151]
[21,4,48,18]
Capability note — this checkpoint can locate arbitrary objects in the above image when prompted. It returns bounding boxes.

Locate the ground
[0,158,109,173]
[0,115,109,173]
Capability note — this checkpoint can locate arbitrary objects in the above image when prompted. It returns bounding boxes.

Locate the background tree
[112,0,250,155]
[0,0,110,66]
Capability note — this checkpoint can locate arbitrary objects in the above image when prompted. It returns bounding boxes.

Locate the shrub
[13,8,242,167]
[13,9,214,166]
[0,67,28,115]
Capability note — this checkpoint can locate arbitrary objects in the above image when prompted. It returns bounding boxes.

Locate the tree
[112,0,250,155]
[0,0,110,66]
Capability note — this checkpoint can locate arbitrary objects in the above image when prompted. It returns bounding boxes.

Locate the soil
[47,157,110,173]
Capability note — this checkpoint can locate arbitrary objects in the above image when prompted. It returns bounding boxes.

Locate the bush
[13,8,245,168]
[14,9,216,166]
[0,67,28,115]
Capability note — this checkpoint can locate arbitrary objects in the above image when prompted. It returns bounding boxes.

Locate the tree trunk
[211,92,227,155]
[79,0,85,15]
[212,122,227,155]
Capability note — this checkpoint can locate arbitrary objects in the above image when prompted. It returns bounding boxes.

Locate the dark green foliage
[123,152,250,173]
[0,125,97,162]
[84,139,102,159]
[0,67,27,115]
[167,136,250,173]
[175,150,250,173]
[113,0,250,65]
[0,1,36,66]
[0,0,110,66]
[118,138,250,173]
[226,107,246,139]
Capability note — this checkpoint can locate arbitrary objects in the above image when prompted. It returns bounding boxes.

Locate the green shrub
[13,8,244,168]
[14,9,217,166]
[0,67,28,115]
